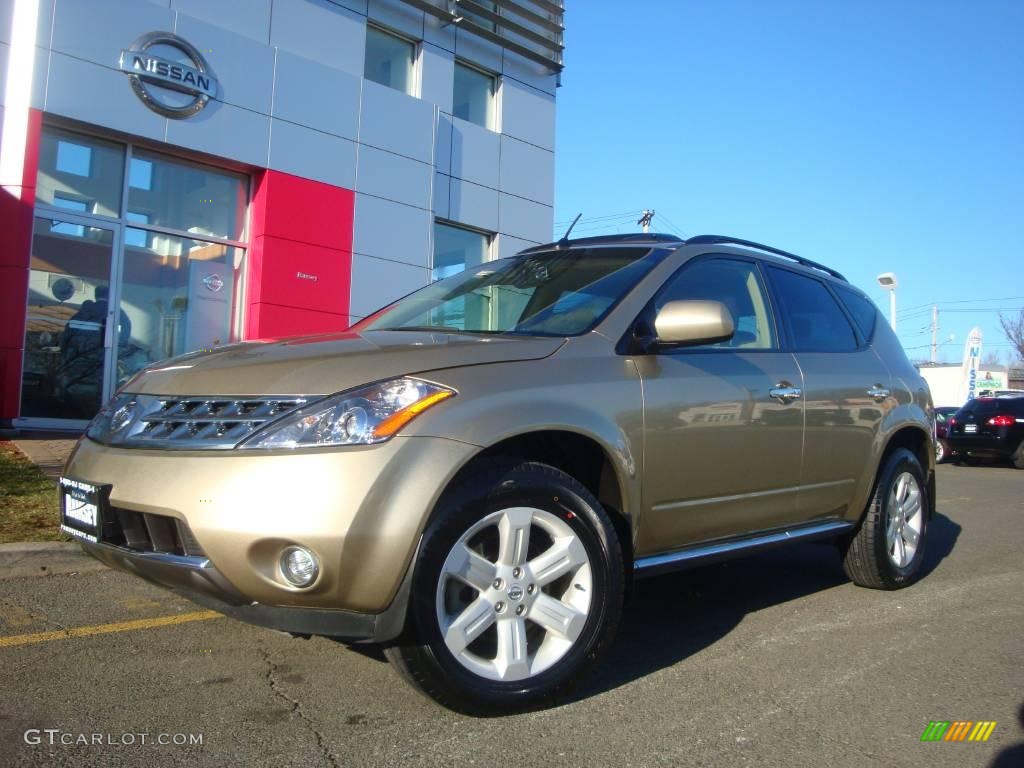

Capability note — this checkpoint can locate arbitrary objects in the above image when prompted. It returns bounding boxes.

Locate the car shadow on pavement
[989,702,1024,768]
[570,511,962,702]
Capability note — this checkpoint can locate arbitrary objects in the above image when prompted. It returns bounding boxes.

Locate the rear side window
[834,284,879,341]
[766,267,858,352]
[959,398,1024,417]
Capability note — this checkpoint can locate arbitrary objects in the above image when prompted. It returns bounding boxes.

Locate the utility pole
[930,305,938,363]
[637,210,654,233]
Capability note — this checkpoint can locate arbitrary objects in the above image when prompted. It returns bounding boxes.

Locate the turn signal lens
[372,390,454,439]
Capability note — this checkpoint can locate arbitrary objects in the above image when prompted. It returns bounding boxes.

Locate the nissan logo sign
[119,32,218,119]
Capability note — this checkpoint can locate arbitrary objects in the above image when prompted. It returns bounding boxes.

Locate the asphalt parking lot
[1,463,1022,768]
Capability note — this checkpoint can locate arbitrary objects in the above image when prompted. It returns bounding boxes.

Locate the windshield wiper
[386,325,464,333]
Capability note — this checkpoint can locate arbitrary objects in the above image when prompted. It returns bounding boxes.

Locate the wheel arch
[877,424,935,518]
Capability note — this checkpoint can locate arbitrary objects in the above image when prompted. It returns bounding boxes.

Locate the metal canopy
[398,0,564,72]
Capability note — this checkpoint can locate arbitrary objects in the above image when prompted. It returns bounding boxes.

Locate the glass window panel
[126,150,247,241]
[462,0,497,32]
[36,127,124,218]
[656,259,776,349]
[453,62,495,129]
[430,223,491,330]
[22,217,114,419]
[767,267,857,352]
[129,158,153,190]
[365,26,415,94]
[117,229,241,386]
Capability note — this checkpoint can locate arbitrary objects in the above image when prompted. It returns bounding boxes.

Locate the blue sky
[552,1,1024,364]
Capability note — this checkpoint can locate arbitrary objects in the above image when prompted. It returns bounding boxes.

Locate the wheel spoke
[528,536,587,587]
[886,515,898,543]
[444,597,496,655]
[903,492,922,521]
[529,593,587,642]
[495,617,530,680]
[903,526,920,548]
[896,475,909,504]
[497,507,533,567]
[895,535,907,567]
[446,544,497,592]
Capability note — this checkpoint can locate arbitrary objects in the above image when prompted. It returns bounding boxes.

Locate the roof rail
[684,235,847,282]
[519,232,684,255]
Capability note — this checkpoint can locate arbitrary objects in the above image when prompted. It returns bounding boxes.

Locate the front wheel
[385,461,623,715]
[840,448,930,590]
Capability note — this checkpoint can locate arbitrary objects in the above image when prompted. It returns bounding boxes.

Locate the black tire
[1012,440,1024,470]
[840,448,930,590]
[385,460,624,715]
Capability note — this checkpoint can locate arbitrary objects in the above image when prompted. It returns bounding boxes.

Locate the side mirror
[653,300,735,347]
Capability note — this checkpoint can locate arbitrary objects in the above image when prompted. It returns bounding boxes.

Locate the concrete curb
[0,540,107,579]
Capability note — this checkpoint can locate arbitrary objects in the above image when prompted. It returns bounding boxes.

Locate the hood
[126,330,566,397]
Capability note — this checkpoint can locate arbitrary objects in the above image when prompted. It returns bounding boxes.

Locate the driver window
[655,258,776,349]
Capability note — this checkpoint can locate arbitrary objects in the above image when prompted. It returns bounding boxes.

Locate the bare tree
[982,351,1003,368]
[999,309,1024,360]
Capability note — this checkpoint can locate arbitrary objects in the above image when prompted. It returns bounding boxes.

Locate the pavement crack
[257,640,341,768]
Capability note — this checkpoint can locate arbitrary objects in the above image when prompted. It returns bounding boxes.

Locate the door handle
[867,385,890,402]
[769,385,802,405]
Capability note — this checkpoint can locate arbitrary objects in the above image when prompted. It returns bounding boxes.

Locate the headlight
[86,393,139,444]
[238,378,455,450]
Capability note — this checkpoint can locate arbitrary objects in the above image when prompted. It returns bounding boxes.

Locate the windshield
[354,246,668,337]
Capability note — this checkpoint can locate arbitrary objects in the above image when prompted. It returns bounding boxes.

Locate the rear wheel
[841,448,929,590]
[1012,440,1024,469]
[385,461,623,715]
[935,439,949,463]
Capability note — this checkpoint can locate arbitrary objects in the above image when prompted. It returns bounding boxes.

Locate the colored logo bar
[921,721,997,742]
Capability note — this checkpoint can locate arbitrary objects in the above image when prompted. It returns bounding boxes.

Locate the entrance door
[19,214,122,426]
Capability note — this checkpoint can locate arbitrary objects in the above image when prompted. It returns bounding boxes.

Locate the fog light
[280,546,319,587]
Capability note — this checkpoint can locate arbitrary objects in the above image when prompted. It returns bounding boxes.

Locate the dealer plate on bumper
[60,478,110,544]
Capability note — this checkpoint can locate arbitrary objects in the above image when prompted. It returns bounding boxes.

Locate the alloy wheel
[435,506,592,682]
[885,471,923,568]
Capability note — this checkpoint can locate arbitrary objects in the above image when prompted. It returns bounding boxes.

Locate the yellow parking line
[0,611,222,648]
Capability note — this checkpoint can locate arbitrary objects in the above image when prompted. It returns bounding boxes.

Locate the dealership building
[0,0,563,428]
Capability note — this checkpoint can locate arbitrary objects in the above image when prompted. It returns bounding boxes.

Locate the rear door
[764,267,894,520]
[635,256,805,553]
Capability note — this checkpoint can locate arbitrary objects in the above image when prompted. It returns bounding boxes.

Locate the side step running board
[633,520,855,578]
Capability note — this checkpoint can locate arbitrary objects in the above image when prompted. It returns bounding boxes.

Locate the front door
[634,256,806,555]
[19,214,122,426]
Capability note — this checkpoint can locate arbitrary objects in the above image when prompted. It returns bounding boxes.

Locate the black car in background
[934,405,959,463]
[947,395,1024,468]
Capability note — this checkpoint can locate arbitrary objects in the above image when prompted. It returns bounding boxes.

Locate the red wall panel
[246,170,355,339]
[0,108,42,422]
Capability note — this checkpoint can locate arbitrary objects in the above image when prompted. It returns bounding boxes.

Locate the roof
[520,232,847,282]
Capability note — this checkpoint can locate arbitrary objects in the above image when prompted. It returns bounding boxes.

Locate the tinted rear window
[766,267,858,352]
[834,284,879,341]
[958,398,1024,416]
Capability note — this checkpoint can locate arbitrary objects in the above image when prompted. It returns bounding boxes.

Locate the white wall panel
[174,14,275,115]
[273,49,361,140]
[165,99,270,167]
[501,78,555,151]
[353,193,431,269]
[356,144,431,209]
[171,0,271,44]
[349,253,429,318]
[51,0,173,69]
[448,178,498,232]
[449,115,499,189]
[359,79,434,162]
[269,119,357,188]
[45,51,166,142]
[499,135,553,205]
[270,0,365,79]
[499,192,552,243]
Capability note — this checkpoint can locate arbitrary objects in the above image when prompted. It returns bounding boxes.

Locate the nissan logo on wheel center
[118,31,218,119]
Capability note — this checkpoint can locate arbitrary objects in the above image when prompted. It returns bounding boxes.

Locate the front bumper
[63,434,477,629]
[78,538,412,641]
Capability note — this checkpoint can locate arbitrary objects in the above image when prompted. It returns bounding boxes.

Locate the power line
[897,296,1024,316]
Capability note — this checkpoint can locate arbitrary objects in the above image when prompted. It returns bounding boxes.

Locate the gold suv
[62,233,935,714]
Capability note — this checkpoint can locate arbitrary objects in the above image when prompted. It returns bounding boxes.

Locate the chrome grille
[104,395,309,450]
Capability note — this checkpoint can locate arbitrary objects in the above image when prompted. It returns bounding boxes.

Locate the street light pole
[876,272,898,332]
